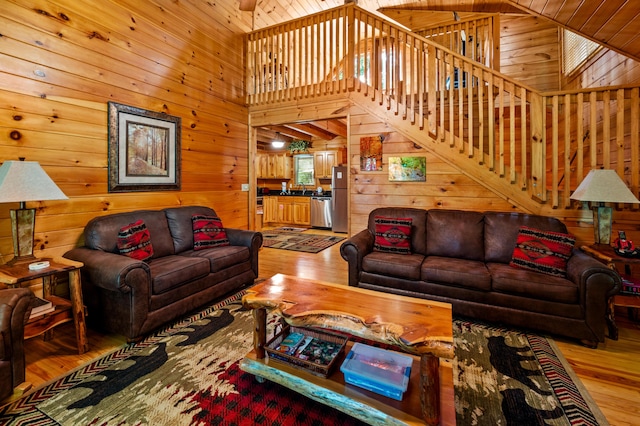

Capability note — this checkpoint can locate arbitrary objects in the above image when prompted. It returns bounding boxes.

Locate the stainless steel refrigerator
[331,166,348,233]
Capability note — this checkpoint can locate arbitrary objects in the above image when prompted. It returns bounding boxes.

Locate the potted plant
[287,139,311,154]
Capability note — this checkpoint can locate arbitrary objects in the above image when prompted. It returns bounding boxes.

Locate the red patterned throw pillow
[192,214,230,250]
[510,226,575,277]
[373,216,412,254]
[117,220,154,261]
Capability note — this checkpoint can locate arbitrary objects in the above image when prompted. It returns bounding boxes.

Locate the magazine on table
[29,296,55,319]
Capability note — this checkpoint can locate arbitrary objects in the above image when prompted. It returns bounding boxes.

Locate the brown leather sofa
[0,288,33,402]
[340,207,621,347]
[64,206,262,342]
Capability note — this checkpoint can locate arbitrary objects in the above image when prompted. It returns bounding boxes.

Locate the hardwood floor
[11,228,640,425]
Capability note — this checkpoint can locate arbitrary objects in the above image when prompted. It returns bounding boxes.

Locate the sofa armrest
[225,228,263,277]
[0,288,33,397]
[567,249,621,297]
[64,247,150,294]
[340,229,374,287]
[566,249,621,340]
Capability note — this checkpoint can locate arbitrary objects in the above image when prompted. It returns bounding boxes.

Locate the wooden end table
[240,274,454,426]
[0,257,89,354]
[581,244,640,340]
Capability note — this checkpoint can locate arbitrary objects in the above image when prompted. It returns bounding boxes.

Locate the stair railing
[246,4,640,210]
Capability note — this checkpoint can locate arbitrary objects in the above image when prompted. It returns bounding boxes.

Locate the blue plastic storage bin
[340,342,413,401]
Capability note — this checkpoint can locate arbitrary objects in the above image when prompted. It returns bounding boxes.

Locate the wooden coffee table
[240,274,454,425]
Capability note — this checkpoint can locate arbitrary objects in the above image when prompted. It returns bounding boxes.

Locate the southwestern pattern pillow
[192,214,229,250]
[117,220,154,261]
[373,216,412,254]
[510,226,575,277]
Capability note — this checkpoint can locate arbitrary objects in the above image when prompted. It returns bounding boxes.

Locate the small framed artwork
[108,102,181,192]
[388,156,426,182]
[360,135,383,171]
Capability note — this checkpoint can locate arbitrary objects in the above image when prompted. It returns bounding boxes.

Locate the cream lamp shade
[570,169,640,244]
[0,160,68,265]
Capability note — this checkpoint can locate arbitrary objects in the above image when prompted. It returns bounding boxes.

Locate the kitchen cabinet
[277,197,293,223]
[262,196,310,226]
[256,153,268,178]
[257,153,292,179]
[263,196,279,223]
[269,153,292,179]
[293,197,311,225]
[313,149,346,179]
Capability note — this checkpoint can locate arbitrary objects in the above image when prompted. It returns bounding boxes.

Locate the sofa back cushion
[484,212,569,263]
[84,210,175,258]
[368,208,427,255]
[426,209,485,261]
[164,206,219,253]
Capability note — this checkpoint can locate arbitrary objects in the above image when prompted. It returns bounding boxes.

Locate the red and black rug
[0,292,607,425]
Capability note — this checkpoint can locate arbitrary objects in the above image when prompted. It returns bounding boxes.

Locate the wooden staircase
[246,4,640,215]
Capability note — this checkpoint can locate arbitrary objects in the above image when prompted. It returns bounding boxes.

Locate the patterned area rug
[0,292,607,426]
[262,230,345,253]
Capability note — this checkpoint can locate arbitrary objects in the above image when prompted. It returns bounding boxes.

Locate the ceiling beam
[269,125,312,140]
[311,119,348,137]
[288,123,337,140]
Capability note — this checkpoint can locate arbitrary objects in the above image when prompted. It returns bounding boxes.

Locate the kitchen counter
[261,191,331,197]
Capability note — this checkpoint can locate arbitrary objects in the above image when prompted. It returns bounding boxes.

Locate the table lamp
[570,169,640,244]
[0,159,68,266]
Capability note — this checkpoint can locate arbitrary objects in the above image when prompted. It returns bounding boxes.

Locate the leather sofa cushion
[484,212,568,263]
[164,206,220,254]
[184,245,251,273]
[422,256,491,290]
[362,251,424,280]
[368,207,428,255]
[84,210,175,259]
[148,255,210,295]
[426,210,485,261]
[487,262,578,304]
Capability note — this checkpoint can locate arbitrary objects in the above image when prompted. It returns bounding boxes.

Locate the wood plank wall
[500,15,560,92]
[0,0,251,264]
[348,105,517,233]
[563,48,640,89]
[346,104,621,247]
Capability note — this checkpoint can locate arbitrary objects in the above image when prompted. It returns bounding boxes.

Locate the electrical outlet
[241,183,249,191]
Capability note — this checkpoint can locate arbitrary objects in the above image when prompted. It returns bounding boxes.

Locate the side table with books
[580,244,640,340]
[0,257,89,354]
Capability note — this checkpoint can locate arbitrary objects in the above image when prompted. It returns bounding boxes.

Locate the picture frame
[388,156,426,182]
[360,135,383,171]
[108,102,181,192]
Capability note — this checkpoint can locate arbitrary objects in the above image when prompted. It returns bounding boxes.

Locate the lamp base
[592,205,613,245]
[9,207,36,265]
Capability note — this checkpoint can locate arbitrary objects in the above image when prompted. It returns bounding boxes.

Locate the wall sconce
[570,169,640,244]
[271,132,285,149]
[0,159,68,265]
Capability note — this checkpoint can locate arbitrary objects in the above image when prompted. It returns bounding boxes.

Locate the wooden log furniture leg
[253,307,267,359]
[68,269,89,354]
[421,353,441,426]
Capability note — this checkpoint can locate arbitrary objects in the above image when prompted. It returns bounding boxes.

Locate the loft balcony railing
[246,4,640,210]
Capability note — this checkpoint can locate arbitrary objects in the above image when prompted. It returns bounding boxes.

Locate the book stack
[29,296,55,319]
[620,276,640,295]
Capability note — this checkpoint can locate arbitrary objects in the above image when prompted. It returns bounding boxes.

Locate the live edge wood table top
[240,274,454,426]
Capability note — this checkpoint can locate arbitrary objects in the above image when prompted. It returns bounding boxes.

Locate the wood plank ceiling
[247,0,640,148]
[240,0,640,62]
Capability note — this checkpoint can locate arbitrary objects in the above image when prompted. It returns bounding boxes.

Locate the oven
[256,196,263,214]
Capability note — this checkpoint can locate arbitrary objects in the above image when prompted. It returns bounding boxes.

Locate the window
[294,155,314,186]
[563,30,601,75]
